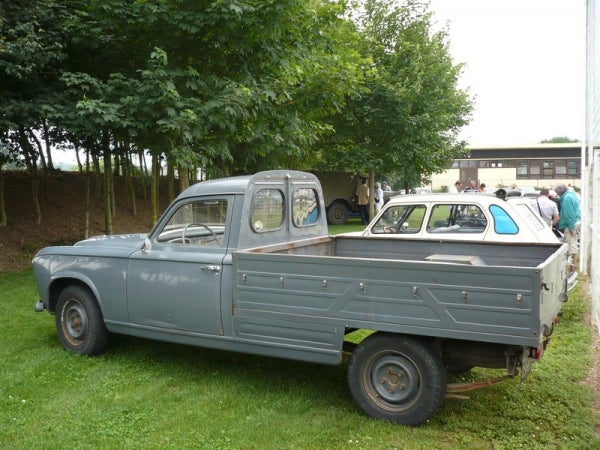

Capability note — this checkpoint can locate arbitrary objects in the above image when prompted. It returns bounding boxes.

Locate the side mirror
[142,237,151,254]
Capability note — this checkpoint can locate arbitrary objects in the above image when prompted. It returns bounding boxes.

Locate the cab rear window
[292,188,319,227]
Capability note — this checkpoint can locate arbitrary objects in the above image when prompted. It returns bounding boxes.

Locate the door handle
[201,265,221,272]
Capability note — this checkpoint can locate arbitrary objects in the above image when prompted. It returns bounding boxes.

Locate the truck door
[126,196,232,335]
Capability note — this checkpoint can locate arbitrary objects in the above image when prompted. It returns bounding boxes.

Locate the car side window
[427,204,487,233]
[157,199,228,246]
[490,205,519,234]
[371,205,426,234]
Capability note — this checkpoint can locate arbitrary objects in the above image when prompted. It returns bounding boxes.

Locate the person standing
[554,184,580,269]
[463,180,478,192]
[532,188,559,227]
[356,177,370,225]
[448,181,462,193]
[374,182,384,213]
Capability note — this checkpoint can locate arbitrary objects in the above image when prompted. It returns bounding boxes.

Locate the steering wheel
[181,223,221,245]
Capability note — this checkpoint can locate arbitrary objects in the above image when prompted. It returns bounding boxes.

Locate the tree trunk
[138,148,148,202]
[369,167,375,221]
[178,166,190,191]
[28,128,49,202]
[113,151,121,177]
[0,169,6,226]
[151,153,160,224]
[19,127,41,225]
[42,119,55,171]
[84,150,91,239]
[124,151,137,216]
[167,162,175,203]
[102,132,113,235]
[92,150,102,201]
[74,143,83,173]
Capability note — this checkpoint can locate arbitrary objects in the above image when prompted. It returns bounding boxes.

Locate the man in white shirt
[532,188,559,227]
[448,181,462,193]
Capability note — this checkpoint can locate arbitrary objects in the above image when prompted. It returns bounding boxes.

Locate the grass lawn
[328,218,366,235]
[1,224,598,449]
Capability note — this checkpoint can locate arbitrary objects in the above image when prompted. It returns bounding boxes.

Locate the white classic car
[356,193,560,244]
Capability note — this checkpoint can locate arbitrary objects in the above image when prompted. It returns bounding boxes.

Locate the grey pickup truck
[33,170,570,426]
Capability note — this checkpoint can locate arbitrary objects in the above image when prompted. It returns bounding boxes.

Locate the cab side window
[157,199,228,246]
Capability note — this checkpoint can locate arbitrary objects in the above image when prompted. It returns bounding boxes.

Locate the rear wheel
[347,333,446,426]
[326,201,348,225]
[55,285,108,356]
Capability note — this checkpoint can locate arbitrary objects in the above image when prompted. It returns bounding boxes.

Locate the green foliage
[540,136,580,144]
[1,261,598,449]
[317,0,473,192]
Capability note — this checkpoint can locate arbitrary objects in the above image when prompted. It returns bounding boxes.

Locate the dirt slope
[0,170,168,272]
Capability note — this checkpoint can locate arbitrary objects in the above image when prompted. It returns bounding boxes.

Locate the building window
[542,161,554,179]
[567,160,579,177]
[517,161,528,179]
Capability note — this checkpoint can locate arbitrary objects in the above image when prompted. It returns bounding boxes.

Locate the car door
[126,196,232,335]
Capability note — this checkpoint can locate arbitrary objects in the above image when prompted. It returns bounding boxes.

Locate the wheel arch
[48,274,102,315]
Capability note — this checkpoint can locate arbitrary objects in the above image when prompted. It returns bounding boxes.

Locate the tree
[318,0,473,205]
[58,0,364,224]
[540,136,579,144]
[0,0,70,224]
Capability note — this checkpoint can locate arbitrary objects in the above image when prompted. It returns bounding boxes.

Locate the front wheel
[55,285,108,356]
[347,333,446,426]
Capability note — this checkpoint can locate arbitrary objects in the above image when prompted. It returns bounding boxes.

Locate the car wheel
[326,201,348,225]
[347,333,446,426]
[55,285,108,356]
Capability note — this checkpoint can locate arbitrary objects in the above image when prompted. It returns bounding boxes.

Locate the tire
[55,285,108,356]
[326,201,348,225]
[347,333,446,426]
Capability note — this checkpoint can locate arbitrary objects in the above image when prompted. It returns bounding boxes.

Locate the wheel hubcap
[370,355,421,408]
[63,301,88,343]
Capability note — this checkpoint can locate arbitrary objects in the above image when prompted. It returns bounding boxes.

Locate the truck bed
[232,236,567,364]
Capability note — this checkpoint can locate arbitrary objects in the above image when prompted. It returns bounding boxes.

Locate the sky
[427,0,586,146]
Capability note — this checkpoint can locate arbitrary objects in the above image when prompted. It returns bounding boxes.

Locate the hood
[34,233,148,260]
[74,233,148,249]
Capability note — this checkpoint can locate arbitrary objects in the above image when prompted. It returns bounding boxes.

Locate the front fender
[33,254,129,322]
